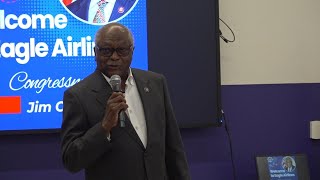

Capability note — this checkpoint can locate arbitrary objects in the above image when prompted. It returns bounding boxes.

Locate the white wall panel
[219,0,320,85]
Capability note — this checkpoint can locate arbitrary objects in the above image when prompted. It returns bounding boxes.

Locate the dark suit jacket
[67,0,136,22]
[61,68,190,180]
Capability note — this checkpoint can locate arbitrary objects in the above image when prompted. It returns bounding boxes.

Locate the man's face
[286,159,292,167]
[95,27,133,80]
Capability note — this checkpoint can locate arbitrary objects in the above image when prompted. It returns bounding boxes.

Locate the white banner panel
[219,0,320,85]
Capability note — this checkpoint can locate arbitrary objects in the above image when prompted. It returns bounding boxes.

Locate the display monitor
[256,154,310,180]
[0,0,222,133]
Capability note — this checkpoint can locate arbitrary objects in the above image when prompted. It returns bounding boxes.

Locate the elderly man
[61,22,191,180]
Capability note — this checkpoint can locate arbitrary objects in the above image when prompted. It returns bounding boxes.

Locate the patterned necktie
[93,0,108,23]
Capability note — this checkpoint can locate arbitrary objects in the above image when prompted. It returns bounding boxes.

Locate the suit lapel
[132,69,154,150]
[109,0,136,21]
[68,0,90,20]
[89,70,112,109]
[122,113,145,149]
[121,69,150,149]
[90,70,145,149]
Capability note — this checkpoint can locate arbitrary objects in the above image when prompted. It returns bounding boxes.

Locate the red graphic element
[0,96,21,114]
[118,7,124,13]
[63,0,73,6]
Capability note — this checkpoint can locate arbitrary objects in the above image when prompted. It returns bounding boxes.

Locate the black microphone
[110,75,125,127]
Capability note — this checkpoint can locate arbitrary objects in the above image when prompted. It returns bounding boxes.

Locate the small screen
[267,156,298,179]
[256,154,310,180]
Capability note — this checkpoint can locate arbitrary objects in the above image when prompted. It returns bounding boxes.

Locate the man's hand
[101,92,128,133]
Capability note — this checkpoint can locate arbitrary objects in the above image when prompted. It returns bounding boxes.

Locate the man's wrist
[101,122,111,141]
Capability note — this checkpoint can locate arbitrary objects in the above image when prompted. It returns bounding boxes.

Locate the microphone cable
[221,109,237,180]
[219,18,236,43]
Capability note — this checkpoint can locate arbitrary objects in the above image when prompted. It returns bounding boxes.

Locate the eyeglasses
[95,46,133,57]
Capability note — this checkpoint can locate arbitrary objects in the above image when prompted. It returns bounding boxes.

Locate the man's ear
[93,47,97,60]
[93,47,97,61]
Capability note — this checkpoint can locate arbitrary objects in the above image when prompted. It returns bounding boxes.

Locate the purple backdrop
[1,84,320,180]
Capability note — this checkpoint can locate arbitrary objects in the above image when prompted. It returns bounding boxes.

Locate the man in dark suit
[67,0,136,23]
[61,22,191,180]
[283,156,296,172]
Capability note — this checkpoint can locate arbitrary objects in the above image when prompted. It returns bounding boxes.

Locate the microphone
[110,75,126,127]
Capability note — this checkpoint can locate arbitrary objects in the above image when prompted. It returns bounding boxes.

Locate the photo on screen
[0,0,147,132]
[256,154,310,180]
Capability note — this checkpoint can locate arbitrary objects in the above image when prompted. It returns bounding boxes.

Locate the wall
[1,0,320,180]
[219,0,320,179]
[220,0,320,85]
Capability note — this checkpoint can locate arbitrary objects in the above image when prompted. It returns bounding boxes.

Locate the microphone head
[110,74,122,92]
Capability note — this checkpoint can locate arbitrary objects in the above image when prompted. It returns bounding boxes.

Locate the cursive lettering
[9,71,81,93]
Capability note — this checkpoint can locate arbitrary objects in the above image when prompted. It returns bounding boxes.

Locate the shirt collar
[102,68,135,86]
[90,0,115,8]
[127,68,135,86]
